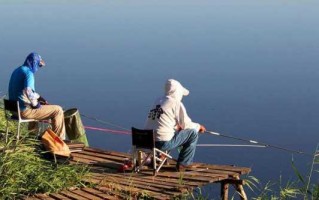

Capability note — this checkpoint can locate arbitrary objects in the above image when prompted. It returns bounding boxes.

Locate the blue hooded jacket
[23,52,43,73]
[8,52,43,110]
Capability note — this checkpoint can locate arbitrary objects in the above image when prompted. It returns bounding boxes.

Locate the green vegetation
[1,97,318,199]
[0,99,89,199]
[244,151,319,200]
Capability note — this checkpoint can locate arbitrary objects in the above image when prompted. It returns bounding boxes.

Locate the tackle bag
[41,128,71,157]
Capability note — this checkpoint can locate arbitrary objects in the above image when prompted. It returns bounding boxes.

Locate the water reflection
[0,0,318,188]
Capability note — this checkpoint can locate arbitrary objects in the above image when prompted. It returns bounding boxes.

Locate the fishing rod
[197,144,266,148]
[205,130,311,155]
[79,114,311,155]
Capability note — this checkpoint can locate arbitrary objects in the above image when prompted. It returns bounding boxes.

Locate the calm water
[1,0,319,195]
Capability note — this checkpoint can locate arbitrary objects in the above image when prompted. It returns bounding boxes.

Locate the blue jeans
[155,129,199,166]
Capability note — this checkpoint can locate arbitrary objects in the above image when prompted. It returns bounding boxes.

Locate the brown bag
[41,129,71,157]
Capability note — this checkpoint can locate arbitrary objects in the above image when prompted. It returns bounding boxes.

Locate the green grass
[0,98,89,199]
[0,141,88,198]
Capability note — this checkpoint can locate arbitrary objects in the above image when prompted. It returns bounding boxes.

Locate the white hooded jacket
[144,79,200,141]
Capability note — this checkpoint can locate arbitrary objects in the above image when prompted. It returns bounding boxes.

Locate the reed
[243,150,319,200]
[0,102,89,199]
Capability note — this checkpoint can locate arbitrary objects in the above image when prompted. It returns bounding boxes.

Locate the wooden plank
[96,185,170,200]
[91,173,186,194]
[77,150,128,163]
[67,142,85,149]
[109,165,226,183]
[71,155,121,170]
[27,146,251,200]
[91,175,181,196]
[59,190,89,200]
[178,170,229,180]
[69,189,103,200]
[198,164,251,174]
[142,170,224,183]
[105,173,192,191]
[218,179,244,185]
[71,156,97,165]
[93,179,172,200]
[140,172,203,187]
[33,194,56,200]
[48,193,73,200]
[201,169,239,176]
[101,162,241,179]
[89,169,203,188]
[81,187,120,200]
[73,149,249,175]
[23,197,41,200]
[101,178,180,196]
[71,153,122,166]
[87,170,188,194]
[84,147,130,158]
[95,186,138,199]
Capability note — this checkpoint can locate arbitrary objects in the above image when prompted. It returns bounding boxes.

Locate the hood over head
[23,52,45,73]
[165,79,189,101]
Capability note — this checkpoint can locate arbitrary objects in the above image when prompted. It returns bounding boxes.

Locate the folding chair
[131,127,172,175]
[3,99,42,143]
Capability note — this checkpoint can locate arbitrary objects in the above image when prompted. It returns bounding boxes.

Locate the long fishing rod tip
[206,131,220,136]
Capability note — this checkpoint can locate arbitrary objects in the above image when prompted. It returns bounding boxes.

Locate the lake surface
[1,0,319,196]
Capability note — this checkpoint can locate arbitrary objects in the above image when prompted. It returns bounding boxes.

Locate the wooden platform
[24,143,251,200]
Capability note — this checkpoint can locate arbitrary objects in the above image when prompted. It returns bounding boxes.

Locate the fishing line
[80,113,130,131]
[205,130,312,155]
[84,126,131,135]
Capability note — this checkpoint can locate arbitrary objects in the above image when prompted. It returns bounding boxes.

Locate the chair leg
[36,121,42,139]
[153,149,157,175]
[156,158,167,173]
[164,151,170,165]
[132,146,139,172]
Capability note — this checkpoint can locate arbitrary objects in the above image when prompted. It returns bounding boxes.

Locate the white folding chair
[131,127,172,176]
[3,99,41,143]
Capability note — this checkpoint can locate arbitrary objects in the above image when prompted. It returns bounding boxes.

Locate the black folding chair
[131,127,172,176]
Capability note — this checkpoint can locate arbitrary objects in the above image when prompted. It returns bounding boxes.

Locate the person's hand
[31,102,41,109]
[38,96,49,105]
[175,124,182,132]
[199,124,206,133]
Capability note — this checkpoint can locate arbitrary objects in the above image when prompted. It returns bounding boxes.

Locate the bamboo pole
[234,176,247,200]
[220,181,229,200]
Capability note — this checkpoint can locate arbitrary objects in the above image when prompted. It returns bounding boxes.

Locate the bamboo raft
[24,143,251,200]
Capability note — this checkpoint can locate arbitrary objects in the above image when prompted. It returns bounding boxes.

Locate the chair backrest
[131,127,155,149]
[3,99,20,120]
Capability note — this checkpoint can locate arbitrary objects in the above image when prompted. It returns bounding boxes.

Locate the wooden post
[220,181,229,200]
[234,176,247,200]
[138,150,143,167]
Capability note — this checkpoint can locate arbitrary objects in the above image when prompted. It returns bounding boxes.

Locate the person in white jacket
[145,79,206,171]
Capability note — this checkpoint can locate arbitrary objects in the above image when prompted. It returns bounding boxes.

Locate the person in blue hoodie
[8,52,66,139]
